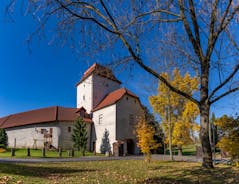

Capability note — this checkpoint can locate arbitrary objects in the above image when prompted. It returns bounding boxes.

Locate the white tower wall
[77,74,120,112]
[76,75,93,112]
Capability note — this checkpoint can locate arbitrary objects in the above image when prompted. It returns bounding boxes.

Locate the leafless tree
[7,0,239,168]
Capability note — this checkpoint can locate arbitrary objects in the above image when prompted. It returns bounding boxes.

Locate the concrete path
[0,155,201,164]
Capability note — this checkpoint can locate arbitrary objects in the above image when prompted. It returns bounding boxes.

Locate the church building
[0,63,144,155]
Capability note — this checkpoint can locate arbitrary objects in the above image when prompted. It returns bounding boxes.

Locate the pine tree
[100,129,111,154]
[0,129,8,149]
[72,117,88,156]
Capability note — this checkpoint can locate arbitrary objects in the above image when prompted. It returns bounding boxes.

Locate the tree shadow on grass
[0,163,96,178]
[138,164,239,184]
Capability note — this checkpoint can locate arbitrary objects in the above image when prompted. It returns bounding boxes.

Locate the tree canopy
[215,115,239,161]
[150,68,199,157]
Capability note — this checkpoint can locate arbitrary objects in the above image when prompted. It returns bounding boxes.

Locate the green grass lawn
[0,160,238,184]
[165,145,197,156]
[0,148,102,158]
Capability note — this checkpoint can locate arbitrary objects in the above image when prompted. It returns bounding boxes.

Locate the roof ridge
[0,106,77,119]
[83,63,97,75]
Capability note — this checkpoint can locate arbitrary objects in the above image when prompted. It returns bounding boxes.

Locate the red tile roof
[93,88,139,111]
[76,63,121,86]
[0,106,92,129]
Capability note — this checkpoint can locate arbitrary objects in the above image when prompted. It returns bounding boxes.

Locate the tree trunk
[200,103,213,168]
[178,146,182,156]
[200,61,213,168]
[168,105,174,161]
[169,129,173,160]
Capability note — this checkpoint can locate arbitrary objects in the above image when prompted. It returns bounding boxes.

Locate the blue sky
[0,2,238,119]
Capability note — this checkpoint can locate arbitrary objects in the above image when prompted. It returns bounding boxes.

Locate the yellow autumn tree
[149,69,199,157]
[215,115,239,163]
[136,117,160,163]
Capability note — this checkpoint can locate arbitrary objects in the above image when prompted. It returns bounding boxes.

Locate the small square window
[68,127,71,133]
[99,114,103,124]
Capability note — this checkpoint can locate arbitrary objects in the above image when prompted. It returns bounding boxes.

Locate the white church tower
[76,63,121,113]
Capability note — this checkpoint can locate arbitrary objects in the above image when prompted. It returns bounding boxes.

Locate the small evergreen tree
[100,129,111,154]
[0,129,8,149]
[72,117,88,156]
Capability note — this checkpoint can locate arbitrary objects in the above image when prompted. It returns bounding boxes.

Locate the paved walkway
[0,155,201,164]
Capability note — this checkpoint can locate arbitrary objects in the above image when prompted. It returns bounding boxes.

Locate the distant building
[0,63,144,155]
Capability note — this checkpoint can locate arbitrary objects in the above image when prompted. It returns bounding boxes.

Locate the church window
[68,127,71,133]
[99,114,103,124]
[126,97,128,100]
[129,114,134,125]
[83,95,85,101]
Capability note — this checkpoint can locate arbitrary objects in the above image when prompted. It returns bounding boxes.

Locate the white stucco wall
[6,121,92,150]
[58,122,92,150]
[116,95,144,153]
[6,122,61,149]
[93,104,116,153]
[76,75,93,113]
[92,75,120,109]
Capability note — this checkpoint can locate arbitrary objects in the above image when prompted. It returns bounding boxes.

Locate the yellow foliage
[0,148,6,153]
[136,117,160,162]
[215,115,239,160]
[149,68,199,149]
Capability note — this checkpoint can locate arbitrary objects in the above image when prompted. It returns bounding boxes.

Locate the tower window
[99,114,103,124]
[83,95,85,100]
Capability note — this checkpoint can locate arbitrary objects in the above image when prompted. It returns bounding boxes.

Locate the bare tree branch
[117,33,200,106]
[210,86,239,104]
[124,9,182,29]
[209,64,239,100]
[178,0,204,62]
[188,0,201,50]
[205,0,219,60]
[99,0,117,28]
[55,0,119,34]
